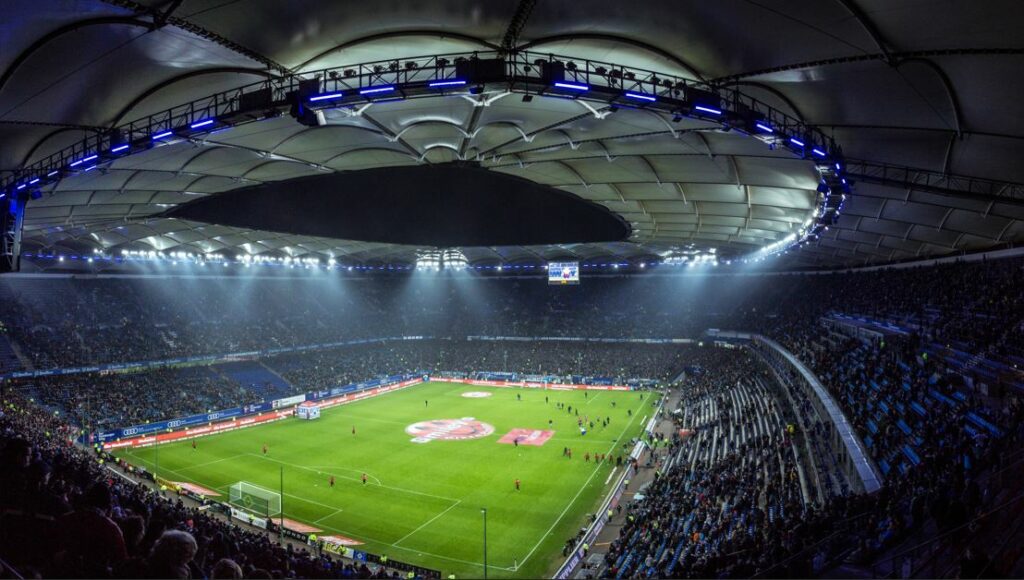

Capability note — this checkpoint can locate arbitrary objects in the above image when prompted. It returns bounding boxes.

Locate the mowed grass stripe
[115,381,657,578]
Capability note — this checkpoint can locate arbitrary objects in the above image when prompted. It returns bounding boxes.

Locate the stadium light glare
[789,137,805,147]
[28,178,39,185]
[693,105,722,115]
[152,130,174,141]
[360,85,395,95]
[428,80,467,88]
[755,122,774,133]
[553,82,589,91]
[308,92,345,102]
[624,92,656,102]
[190,119,215,130]
[70,154,98,168]
[111,144,130,153]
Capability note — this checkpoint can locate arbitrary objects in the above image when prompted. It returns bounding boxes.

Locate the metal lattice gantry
[2,1,1023,269]
[4,50,849,267]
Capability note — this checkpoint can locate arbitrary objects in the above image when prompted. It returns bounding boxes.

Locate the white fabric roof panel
[1,1,1022,268]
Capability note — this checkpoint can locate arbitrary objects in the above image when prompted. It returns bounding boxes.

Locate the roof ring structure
[5,50,852,263]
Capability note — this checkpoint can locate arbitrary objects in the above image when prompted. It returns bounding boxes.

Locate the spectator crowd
[1,257,1023,578]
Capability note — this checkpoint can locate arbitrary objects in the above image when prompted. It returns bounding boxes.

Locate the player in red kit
[262,443,267,455]
[515,478,521,491]
[329,475,335,488]
[362,473,367,485]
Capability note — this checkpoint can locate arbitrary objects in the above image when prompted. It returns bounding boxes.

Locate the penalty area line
[247,454,459,503]
[313,519,516,572]
[175,452,248,473]
[392,500,462,546]
[313,507,344,525]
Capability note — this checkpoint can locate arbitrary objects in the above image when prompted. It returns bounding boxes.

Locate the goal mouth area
[228,481,282,518]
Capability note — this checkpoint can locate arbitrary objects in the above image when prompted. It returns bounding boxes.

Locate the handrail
[752,335,883,493]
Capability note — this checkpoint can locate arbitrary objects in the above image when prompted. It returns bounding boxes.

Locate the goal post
[229,481,281,518]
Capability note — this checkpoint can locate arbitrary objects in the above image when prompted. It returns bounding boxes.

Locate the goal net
[229,481,282,517]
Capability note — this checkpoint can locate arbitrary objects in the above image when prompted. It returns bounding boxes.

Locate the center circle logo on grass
[461,391,492,398]
[406,417,495,443]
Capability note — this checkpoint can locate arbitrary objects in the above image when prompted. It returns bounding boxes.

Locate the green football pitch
[115,381,659,578]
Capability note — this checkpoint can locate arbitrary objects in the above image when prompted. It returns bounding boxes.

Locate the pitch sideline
[512,391,652,571]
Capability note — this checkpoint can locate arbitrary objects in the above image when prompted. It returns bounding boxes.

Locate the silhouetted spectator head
[117,514,146,554]
[211,557,244,579]
[82,481,113,514]
[1,437,31,469]
[149,530,198,579]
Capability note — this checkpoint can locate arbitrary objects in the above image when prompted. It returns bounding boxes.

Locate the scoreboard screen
[548,262,579,285]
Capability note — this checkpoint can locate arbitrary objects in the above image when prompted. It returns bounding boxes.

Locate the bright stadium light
[553,82,589,91]
[442,249,468,270]
[416,250,443,270]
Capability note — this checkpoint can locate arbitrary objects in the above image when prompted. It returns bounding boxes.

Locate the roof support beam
[845,158,1024,205]
[294,32,499,71]
[0,16,152,93]
[501,0,538,53]
[101,0,292,74]
[108,67,276,127]
[834,0,894,62]
[518,34,706,82]
[710,47,1024,84]
[713,81,808,122]
[16,126,104,169]
[358,112,426,161]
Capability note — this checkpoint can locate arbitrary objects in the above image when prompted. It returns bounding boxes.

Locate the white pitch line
[307,466,382,486]
[247,454,460,503]
[604,467,617,485]
[585,393,602,405]
[393,500,462,546]
[205,479,512,570]
[313,507,344,525]
[176,453,247,473]
[124,455,364,516]
[514,392,650,570]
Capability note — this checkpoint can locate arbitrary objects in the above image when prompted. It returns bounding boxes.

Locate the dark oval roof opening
[167,163,630,247]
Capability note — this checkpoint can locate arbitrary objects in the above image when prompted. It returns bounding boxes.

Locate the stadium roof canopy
[2,0,1023,269]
